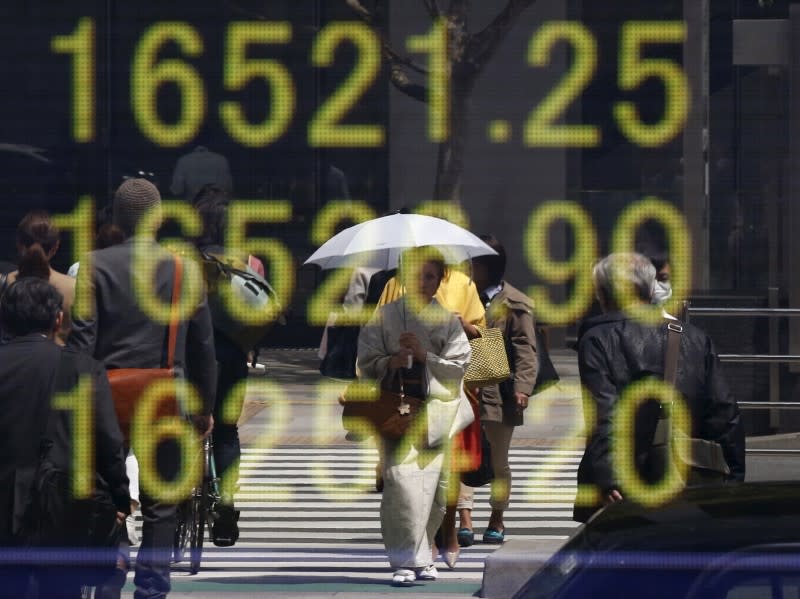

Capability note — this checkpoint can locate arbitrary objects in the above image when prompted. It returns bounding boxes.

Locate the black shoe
[212,504,240,547]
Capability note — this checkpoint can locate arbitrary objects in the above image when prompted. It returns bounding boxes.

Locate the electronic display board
[0,0,791,511]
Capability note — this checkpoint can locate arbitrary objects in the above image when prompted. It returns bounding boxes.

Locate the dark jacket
[574,311,745,522]
[0,336,129,545]
[68,238,217,415]
[480,282,538,426]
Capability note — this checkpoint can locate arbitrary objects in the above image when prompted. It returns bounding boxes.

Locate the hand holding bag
[464,326,511,386]
[341,370,424,441]
[107,255,183,442]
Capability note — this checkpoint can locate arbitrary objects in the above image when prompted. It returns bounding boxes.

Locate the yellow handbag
[464,326,511,386]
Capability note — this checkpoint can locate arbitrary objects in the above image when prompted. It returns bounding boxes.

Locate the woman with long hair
[4,210,74,344]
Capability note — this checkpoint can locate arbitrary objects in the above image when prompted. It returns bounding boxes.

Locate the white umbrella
[304,213,496,270]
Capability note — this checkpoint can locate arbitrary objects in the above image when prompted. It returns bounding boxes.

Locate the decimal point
[488,120,512,143]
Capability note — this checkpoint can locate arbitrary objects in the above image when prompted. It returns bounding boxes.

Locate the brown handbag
[341,371,424,441]
[107,256,183,442]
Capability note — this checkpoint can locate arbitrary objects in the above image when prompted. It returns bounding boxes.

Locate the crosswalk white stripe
[237,510,577,518]
[233,501,575,509]
[238,521,578,531]
[136,445,580,582]
[237,478,578,487]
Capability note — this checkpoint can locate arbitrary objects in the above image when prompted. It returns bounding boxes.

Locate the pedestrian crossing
[150,445,583,583]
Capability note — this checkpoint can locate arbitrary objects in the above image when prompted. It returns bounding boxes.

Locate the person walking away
[358,247,472,586]
[457,235,538,546]
[191,185,261,545]
[3,211,75,344]
[574,252,745,523]
[69,178,216,599]
[0,278,129,599]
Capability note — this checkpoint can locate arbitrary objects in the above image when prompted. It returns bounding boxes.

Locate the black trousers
[131,438,180,599]
[211,336,248,500]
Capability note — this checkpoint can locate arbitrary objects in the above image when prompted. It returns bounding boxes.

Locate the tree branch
[466,0,537,72]
[388,65,428,102]
[421,0,442,18]
[345,0,428,75]
[345,0,374,23]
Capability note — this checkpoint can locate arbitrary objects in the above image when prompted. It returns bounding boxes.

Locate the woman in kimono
[357,247,472,586]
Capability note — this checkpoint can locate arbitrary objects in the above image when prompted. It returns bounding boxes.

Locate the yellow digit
[219,22,295,147]
[131,379,203,503]
[526,380,599,509]
[307,200,377,327]
[525,21,600,148]
[311,379,380,501]
[525,201,598,325]
[225,200,294,325]
[51,17,95,142]
[612,378,690,507]
[613,21,690,147]
[407,18,449,143]
[131,22,205,147]
[610,196,691,324]
[52,375,94,499]
[414,200,470,229]
[235,378,292,502]
[52,197,95,320]
[132,200,204,324]
[309,22,384,148]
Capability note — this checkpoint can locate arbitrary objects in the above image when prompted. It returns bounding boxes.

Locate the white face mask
[652,281,673,305]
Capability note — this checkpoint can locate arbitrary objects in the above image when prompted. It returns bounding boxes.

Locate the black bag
[319,325,359,379]
[29,463,123,584]
[461,428,494,487]
[533,326,559,394]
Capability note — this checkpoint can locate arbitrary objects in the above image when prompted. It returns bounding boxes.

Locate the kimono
[357,297,471,568]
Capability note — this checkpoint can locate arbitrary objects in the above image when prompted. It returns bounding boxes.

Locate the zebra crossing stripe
[127,445,578,582]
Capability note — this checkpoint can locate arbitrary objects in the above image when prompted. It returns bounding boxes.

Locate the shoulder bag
[652,321,730,486]
[107,255,183,442]
[464,326,511,386]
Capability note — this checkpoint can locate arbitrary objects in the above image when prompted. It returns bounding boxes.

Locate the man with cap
[69,178,216,599]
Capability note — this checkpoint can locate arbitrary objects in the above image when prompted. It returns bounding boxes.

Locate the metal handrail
[719,354,800,363]
[739,401,800,410]
[687,307,800,317]
[685,294,796,447]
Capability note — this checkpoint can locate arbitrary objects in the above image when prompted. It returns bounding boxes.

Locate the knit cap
[113,178,162,236]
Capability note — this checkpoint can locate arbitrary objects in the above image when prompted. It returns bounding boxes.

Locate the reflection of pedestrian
[457,235,538,546]
[357,247,471,586]
[574,253,745,523]
[170,146,233,202]
[69,178,216,599]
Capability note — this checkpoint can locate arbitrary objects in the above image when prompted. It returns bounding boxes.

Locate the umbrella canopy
[304,213,496,270]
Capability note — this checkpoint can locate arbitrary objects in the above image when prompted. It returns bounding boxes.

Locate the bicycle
[173,435,221,574]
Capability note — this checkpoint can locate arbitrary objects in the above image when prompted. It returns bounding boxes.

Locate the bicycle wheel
[188,485,206,574]
[173,500,191,563]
